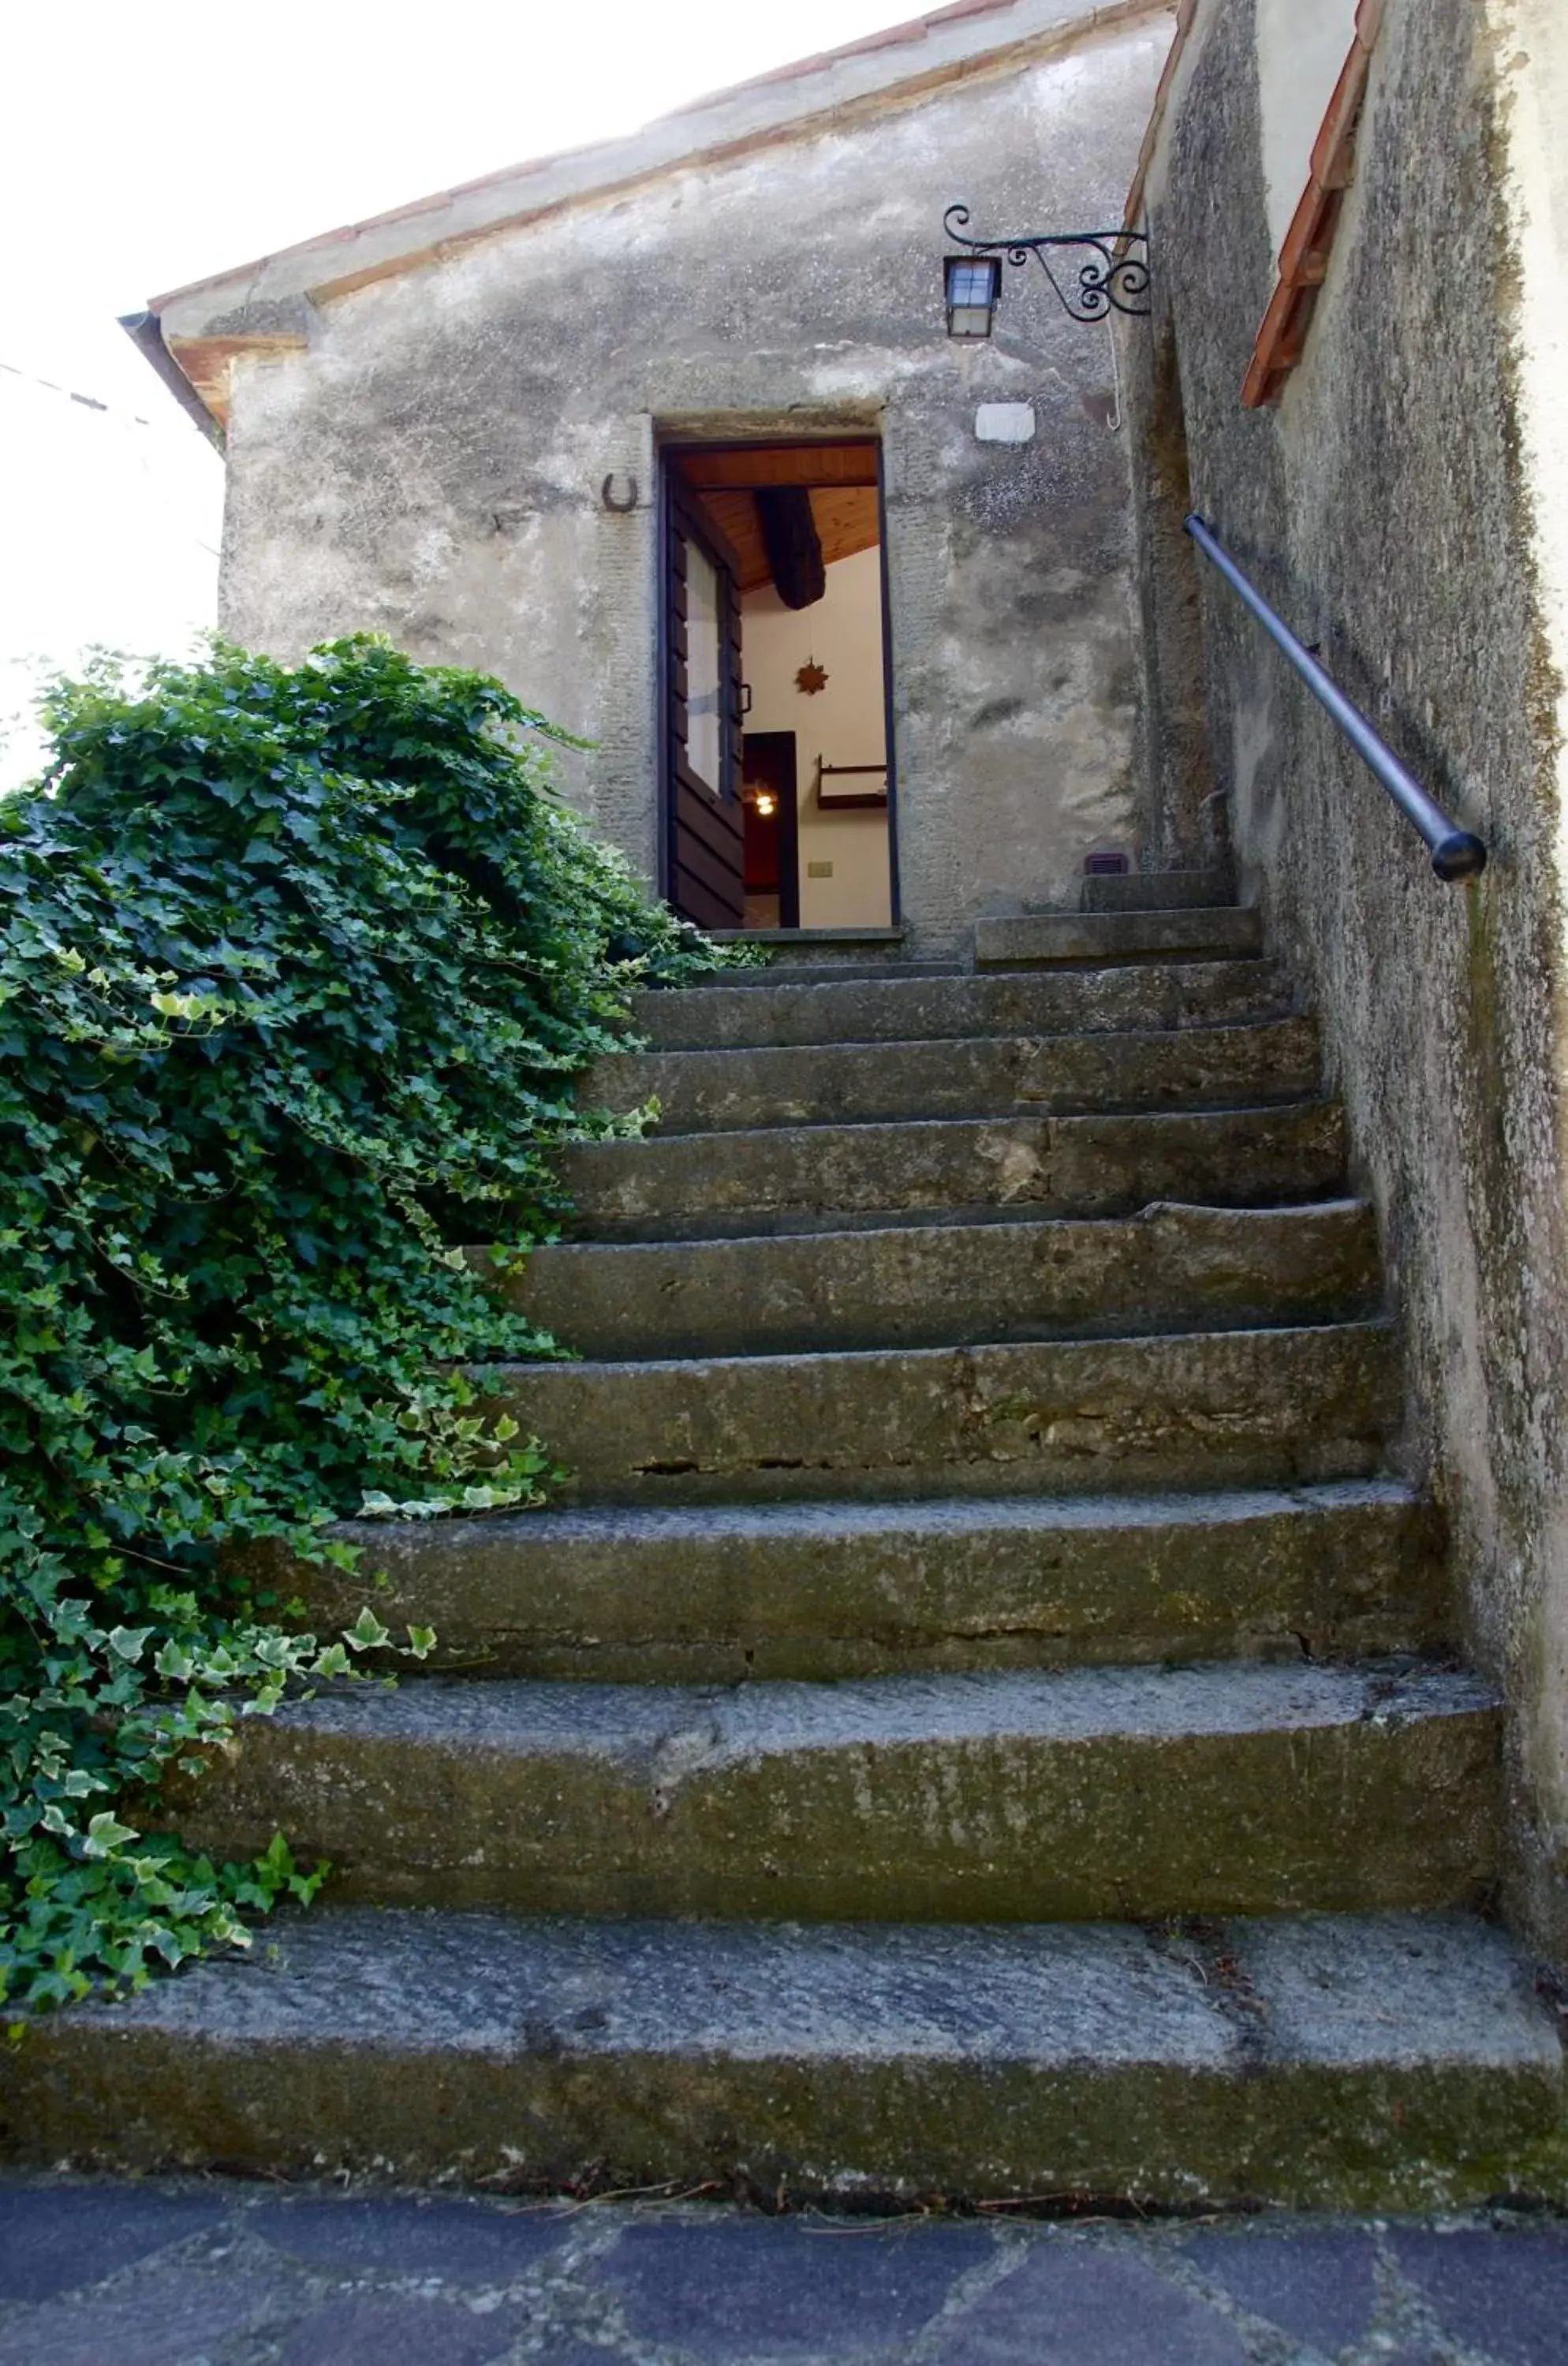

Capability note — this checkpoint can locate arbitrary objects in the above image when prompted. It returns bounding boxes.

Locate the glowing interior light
[754,791,778,817]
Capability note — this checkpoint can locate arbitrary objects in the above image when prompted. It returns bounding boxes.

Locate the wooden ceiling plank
[673,442,879,491]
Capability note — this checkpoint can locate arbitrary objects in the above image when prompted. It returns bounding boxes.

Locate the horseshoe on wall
[601,472,640,513]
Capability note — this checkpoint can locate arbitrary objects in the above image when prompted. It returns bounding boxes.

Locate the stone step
[632,957,1294,1051]
[709,960,960,987]
[158,1661,1499,1923]
[15,1909,1562,2207]
[479,1320,1397,1504]
[974,909,1263,968]
[504,1200,1379,1360]
[559,1099,1347,1242]
[287,1480,1446,1683]
[708,928,909,964]
[586,1018,1319,1136]
[1081,868,1234,913]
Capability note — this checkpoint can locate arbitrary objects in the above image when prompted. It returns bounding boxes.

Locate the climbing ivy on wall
[0,636,736,2012]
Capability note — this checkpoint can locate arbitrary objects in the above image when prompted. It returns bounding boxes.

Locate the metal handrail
[1184,513,1486,883]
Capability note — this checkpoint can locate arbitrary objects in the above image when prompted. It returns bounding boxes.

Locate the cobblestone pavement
[0,2178,1564,2364]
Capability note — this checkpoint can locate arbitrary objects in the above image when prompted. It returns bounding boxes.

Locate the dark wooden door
[665,477,745,928]
[742,731,799,928]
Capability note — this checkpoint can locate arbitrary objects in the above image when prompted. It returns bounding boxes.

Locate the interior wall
[741,544,890,928]
[1127,0,1568,1965]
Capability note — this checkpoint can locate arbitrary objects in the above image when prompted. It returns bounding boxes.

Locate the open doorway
[661,439,895,931]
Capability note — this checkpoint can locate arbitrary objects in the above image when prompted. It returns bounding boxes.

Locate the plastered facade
[1123,0,1568,1959]
[171,4,1168,953]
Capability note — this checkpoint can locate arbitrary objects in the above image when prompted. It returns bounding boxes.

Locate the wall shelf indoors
[816,759,889,811]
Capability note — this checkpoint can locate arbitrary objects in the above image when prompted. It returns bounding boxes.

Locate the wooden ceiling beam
[697,486,881,596]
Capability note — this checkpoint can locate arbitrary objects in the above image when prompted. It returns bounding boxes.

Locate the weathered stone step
[710,959,959,987]
[974,909,1263,968]
[159,1661,1499,1923]
[290,1480,1445,1683]
[504,1200,1378,1360]
[15,1909,1562,2207]
[1081,868,1234,912]
[708,929,910,967]
[560,1099,1346,1242]
[587,1018,1318,1136]
[632,957,1293,1052]
[477,1321,1398,1506]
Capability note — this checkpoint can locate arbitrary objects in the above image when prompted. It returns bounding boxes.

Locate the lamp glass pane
[947,260,995,306]
[944,255,999,338]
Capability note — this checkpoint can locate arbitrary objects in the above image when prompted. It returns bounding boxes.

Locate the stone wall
[196,10,1167,953]
[1124,0,1568,1959]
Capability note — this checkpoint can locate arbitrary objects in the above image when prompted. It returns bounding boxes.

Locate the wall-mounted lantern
[942,204,1151,333]
[944,253,1004,339]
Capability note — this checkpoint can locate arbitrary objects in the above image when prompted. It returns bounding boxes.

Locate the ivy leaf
[81,1811,141,1857]
[342,1608,391,1653]
[0,631,741,2017]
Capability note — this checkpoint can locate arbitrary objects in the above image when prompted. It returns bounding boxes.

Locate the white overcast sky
[1,0,925,786]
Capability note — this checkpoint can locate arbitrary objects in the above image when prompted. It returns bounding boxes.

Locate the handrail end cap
[1432,830,1487,883]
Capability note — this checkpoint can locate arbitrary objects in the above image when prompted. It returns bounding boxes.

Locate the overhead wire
[0,356,222,562]
[0,355,206,438]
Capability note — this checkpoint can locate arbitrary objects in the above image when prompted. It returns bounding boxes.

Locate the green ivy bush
[0,635,736,2011]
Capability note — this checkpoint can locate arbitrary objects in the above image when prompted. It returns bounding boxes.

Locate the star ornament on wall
[795,659,829,696]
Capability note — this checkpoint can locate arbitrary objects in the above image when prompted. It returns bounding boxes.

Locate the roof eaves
[671,0,1026,113]
[117,312,226,447]
[148,0,1165,323]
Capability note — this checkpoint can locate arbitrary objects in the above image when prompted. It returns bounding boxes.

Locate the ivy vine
[0,636,738,2012]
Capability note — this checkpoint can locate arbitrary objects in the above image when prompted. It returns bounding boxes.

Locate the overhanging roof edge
[118,312,226,447]
[149,0,1174,334]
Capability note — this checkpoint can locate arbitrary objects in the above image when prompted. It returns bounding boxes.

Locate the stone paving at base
[0,2178,1564,2365]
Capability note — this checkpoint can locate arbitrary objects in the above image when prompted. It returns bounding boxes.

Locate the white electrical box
[975,402,1036,444]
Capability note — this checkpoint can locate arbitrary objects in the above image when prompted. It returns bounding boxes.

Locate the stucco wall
[1126,0,1568,1959]
[204,13,1167,952]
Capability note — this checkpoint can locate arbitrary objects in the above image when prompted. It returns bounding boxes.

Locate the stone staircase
[11,889,1566,2208]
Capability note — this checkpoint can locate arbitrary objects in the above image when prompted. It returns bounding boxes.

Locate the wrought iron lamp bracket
[944,204,1152,322]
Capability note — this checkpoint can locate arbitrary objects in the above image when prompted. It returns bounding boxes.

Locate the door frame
[873,440,901,927]
[656,433,899,926]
